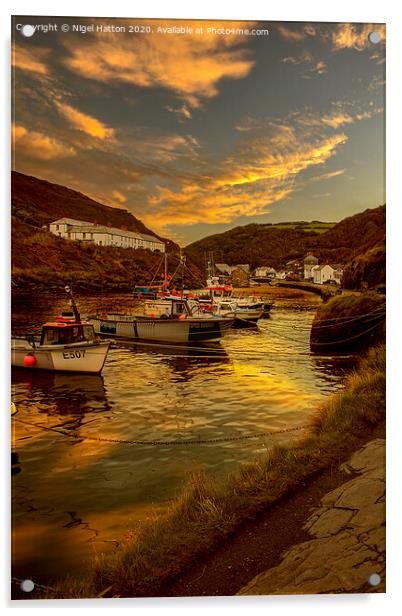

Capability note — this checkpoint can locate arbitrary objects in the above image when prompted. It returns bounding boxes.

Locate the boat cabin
[202,285,233,300]
[218,301,237,312]
[40,319,97,345]
[144,297,197,319]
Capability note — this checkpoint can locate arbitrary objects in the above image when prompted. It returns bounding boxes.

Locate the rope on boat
[13,417,306,447]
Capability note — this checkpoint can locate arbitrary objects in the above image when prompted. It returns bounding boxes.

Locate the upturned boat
[11,287,110,374]
[87,297,235,343]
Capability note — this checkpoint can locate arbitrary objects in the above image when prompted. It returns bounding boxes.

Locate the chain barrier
[13,417,305,447]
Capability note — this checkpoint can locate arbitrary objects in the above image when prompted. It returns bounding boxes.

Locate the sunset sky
[12,17,385,244]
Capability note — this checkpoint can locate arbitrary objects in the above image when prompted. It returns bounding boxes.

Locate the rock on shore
[238,439,385,595]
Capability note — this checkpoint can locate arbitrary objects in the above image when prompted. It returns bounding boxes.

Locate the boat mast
[164,252,168,289]
[180,250,186,298]
[65,285,81,323]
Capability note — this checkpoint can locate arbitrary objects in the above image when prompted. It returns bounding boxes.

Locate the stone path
[238,439,385,595]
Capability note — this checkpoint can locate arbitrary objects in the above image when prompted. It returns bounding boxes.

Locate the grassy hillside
[342,241,385,290]
[185,206,385,289]
[12,218,202,292]
[12,171,175,250]
[310,292,385,352]
[185,223,318,269]
[11,172,203,291]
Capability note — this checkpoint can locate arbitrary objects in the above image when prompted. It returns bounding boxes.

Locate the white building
[304,254,319,279]
[254,266,277,278]
[333,268,343,284]
[312,264,337,285]
[49,218,165,252]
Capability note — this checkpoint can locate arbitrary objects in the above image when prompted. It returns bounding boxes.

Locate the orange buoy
[178,314,187,320]
[23,354,37,367]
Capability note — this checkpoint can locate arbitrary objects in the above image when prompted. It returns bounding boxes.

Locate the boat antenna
[65,286,81,323]
[180,250,186,298]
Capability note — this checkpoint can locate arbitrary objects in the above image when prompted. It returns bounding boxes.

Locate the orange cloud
[307,169,346,183]
[61,21,256,107]
[282,51,313,65]
[313,61,327,75]
[143,182,293,231]
[332,23,386,51]
[292,106,375,131]
[117,131,201,166]
[12,124,76,160]
[165,105,192,121]
[112,190,127,204]
[321,113,354,128]
[12,43,49,75]
[282,51,327,79]
[55,102,115,139]
[140,123,348,235]
[213,133,347,190]
[276,24,305,42]
[277,22,386,60]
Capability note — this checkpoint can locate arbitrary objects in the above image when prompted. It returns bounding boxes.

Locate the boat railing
[12,333,39,347]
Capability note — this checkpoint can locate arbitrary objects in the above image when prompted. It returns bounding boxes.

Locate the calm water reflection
[11,291,357,583]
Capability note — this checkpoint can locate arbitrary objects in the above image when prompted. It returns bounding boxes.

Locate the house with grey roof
[49,218,165,252]
[312,264,337,285]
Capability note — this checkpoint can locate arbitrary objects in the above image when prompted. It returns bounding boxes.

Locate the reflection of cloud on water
[232,361,314,397]
[11,369,111,417]
[11,369,116,470]
[117,340,230,382]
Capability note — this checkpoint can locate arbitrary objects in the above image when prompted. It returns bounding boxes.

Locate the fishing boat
[196,277,273,314]
[11,287,110,374]
[211,299,264,325]
[87,297,235,343]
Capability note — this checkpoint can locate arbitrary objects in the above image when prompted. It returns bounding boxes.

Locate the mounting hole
[21,24,35,37]
[20,579,35,592]
[368,31,381,44]
[368,573,381,586]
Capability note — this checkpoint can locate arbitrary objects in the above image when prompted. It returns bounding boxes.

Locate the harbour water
[11,290,357,584]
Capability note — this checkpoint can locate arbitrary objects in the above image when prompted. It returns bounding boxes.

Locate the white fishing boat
[212,299,264,324]
[11,287,110,374]
[87,297,235,343]
[233,295,273,317]
[195,277,272,314]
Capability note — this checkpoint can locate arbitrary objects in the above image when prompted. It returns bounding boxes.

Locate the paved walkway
[238,439,385,595]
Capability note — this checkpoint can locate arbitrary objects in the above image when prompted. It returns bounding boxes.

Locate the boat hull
[88,315,234,343]
[234,308,264,322]
[11,340,110,374]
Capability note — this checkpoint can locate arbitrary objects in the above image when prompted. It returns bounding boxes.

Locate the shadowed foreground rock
[238,439,385,595]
